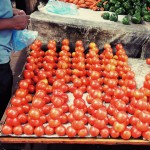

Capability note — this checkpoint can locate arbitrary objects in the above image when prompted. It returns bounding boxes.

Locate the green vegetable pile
[98,0,150,25]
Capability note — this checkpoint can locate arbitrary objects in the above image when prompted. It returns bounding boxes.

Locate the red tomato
[73,89,83,98]
[6,107,19,119]
[49,108,62,119]
[22,104,31,114]
[11,97,22,107]
[100,127,110,138]
[48,119,61,128]
[66,126,77,137]
[13,125,23,135]
[142,130,150,140]
[55,125,66,136]
[72,120,85,130]
[15,88,28,98]
[95,108,107,120]
[121,128,131,140]
[146,58,150,65]
[28,108,41,120]
[18,113,27,124]
[34,126,44,136]
[131,126,141,139]
[18,80,29,89]
[32,97,45,108]
[23,124,34,135]
[90,126,99,137]
[110,128,120,138]
[93,119,106,130]
[74,98,85,109]
[44,125,54,135]
[2,125,12,135]
[78,127,88,137]
[115,111,128,124]
[72,109,84,120]
[62,38,69,46]
[113,121,126,133]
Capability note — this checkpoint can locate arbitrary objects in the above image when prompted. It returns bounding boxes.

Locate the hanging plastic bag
[12,29,38,52]
[44,0,78,15]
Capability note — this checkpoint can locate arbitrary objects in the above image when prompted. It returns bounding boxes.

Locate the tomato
[34,126,44,136]
[66,126,76,137]
[73,89,83,98]
[55,125,66,136]
[49,108,62,119]
[2,125,12,135]
[114,100,126,112]
[114,88,125,99]
[138,110,150,123]
[62,38,69,46]
[89,126,99,137]
[51,96,64,107]
[32,97,45,108]
[23,70,33,79]
[22,104,31,114]
[146,58,150,65]
[115,111,128,124]
[121,128,131,140]
[23,124,34,135]
[72,109,84,120]
[28,108,41,120]
[18,113,27,124]
[113,121,126,133]
[136,120,149,132]
[108,116,116,126]
[142,130,150,140]
[93,119,106,130]
[74,98,85,109]
[100,127,110,138]
[6,107,19,119]
[72,120,85,130]
[59,114,68,124]
[95,108,107,120]
[11,97,22,107]
[28,85,35,94]
[15,88,28,98]
[110,128,120,138]
[44,125,54,135]
[35,89,47,98]
[36,81,47,91]
[131,126,141,139]
[115,43,123,51]
[78,127,88,137]
[73,78,82,87]
[13,125,23,135]
[48,119,61,128]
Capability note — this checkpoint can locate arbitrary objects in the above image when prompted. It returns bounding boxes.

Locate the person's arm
[0,15,30,30]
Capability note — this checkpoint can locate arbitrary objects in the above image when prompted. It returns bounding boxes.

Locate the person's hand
[13,8,26,16]
[12,15,30,30]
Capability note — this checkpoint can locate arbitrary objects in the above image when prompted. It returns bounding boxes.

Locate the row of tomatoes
[2,39,150,140]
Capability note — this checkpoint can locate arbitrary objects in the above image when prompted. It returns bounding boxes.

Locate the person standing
[0,0,30,119]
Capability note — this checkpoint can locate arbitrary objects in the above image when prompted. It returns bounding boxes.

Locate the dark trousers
[0,62,13,120]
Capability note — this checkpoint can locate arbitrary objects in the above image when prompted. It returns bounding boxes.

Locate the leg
[0,63,13,120]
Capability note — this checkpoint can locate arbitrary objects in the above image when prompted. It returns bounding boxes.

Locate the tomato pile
[2,39,150,140]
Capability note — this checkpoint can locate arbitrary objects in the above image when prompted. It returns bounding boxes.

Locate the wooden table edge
[0,137,150,145]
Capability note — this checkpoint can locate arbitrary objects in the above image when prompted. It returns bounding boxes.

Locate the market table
[0,58,150,145]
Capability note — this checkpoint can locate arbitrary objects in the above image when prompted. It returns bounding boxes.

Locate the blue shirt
[0,0,13,64]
